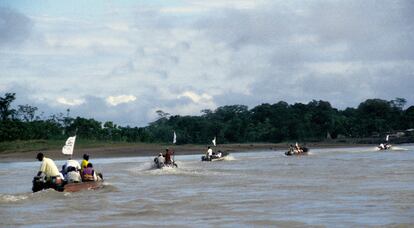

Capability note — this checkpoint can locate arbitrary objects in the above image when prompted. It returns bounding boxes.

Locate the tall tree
[0,93,16,121]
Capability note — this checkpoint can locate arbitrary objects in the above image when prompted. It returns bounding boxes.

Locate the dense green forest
[1,93,414,144]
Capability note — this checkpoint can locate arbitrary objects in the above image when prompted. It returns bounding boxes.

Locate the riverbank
[0,141,373,162]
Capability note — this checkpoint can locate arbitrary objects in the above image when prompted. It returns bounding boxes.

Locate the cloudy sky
[1,0,413,126]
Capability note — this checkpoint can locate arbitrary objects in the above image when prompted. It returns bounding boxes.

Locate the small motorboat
[285,147,309,156]
[201,151,230,161]
[153,157,178,169]
[32,175,104,193]
[377,143,392,150]
[32,136,105,193]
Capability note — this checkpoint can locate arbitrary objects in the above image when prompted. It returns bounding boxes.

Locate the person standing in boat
[36,152,62,185]
[206,146,213,159]
[164,149,174,165]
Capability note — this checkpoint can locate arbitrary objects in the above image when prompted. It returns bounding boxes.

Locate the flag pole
[172,131,176,165]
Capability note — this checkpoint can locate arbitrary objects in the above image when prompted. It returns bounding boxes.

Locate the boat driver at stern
[36,152,63,187]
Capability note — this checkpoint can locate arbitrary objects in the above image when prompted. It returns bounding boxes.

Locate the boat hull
[64,181,104,192]
[153,161,178,169]
[32,176,103,193]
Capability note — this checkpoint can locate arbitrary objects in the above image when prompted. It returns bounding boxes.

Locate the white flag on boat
[62,136,76,155]
[173,131,177,144]
[212,137,216,146]
[386,135,389,142]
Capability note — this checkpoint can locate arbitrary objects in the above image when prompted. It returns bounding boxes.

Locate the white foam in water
[390,146,408,151]
[373,146,409,151]
[63,192,72,197]
[223,155,236,161]
[0,193,29,203]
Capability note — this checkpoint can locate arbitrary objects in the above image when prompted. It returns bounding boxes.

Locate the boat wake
[127,160,225,177]
[0,188,63,204]
[374,146,408,151]
[222,155,236,161]
[0,193,29,203]
[390,146,409,151]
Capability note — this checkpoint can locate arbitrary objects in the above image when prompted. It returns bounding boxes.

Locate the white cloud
[178,91,213,103]
[56,97,85,106]
[106,95,137,106]
[2,0,414,127]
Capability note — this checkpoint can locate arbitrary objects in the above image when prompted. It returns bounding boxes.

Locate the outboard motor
[32,176,46,192]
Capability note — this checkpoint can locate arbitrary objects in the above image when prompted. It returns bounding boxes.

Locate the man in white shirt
[65,166,81,183]
[206,146,213,159]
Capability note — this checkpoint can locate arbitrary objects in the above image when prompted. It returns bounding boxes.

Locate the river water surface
[1,146,413,227]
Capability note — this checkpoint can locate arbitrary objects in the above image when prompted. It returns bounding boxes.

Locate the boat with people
[201,151,230,161]
[32,175,104,193]
[377,135,392,150]
[285,143,309,156]
[153,148,178,169]
[201,137,230,161]
[153,159,178,168]
[377,143,392,150]
[32,136,104,193]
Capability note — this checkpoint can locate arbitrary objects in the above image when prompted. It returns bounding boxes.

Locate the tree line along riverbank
[1,93,414,147]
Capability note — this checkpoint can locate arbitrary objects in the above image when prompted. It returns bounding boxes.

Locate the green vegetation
[1,93,413,149]
[0,139,145,153]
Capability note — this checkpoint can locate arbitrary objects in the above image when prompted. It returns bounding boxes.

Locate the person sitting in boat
[154,153,165,167]
[61,158,81,176]
[65,166,81,183]
[385,143,391,149]
[288,144,294,153]
[379,143,385,150]
[36,152,63,185]
[215,150,222,158]
[294,143,304,154]
[164,149,174,165]
[82,163,97,182]
[81,154,89,173]
[206,146,213,159]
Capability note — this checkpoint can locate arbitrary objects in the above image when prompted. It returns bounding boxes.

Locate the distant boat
[201,151,230,161]
[201,137,230,161]
[285,144,309,156]
[377,135,392,150]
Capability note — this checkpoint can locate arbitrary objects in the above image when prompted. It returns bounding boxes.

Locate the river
[1,145,413,227]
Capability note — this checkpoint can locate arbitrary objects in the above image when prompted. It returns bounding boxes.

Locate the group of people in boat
[154,148,176,168]
[378,143,392,150]
[286,143,308,155]
[204,146,224,160]
[34,152,102,192]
